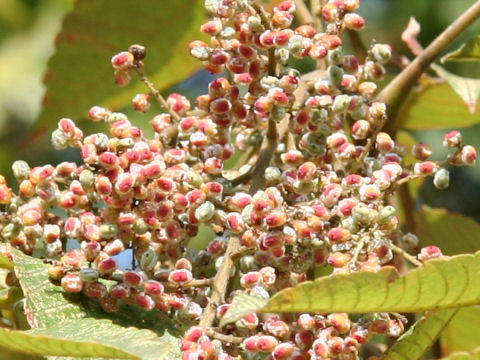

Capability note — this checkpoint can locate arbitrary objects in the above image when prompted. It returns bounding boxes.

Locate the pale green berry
[12,160,31,181]
[51,129,68,150]
[378,205,397,224]
[328,65,344,87]
[433,168,449,189]
[79,268,99,283]
[140,248,158,271]
[79,169,95,191]
[195,201,215,222]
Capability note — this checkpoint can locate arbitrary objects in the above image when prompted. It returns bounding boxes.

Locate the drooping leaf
[440,347,480,360]
[401,81,480,130]
[431,64,480,114]
[11,248,181,359]
[385,309,458,360]
[0,287,23,309]
[36,0,205,133]
[222,252,480,323]
[441,36,480,63]
[441,307,480,356]
[417,205,480,255]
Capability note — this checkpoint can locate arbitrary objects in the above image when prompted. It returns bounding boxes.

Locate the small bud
[443,130,462,147]
[460,145,477,166]
[128,44,146,60]
[79,268,99,283]
[328,65,344,87]
[132,93,151,112]
[61,273,84,293]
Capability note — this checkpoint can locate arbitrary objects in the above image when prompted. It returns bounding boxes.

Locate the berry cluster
[0,0,476,359]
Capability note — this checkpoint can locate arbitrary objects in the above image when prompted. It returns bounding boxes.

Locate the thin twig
[133,66,180,122]
[377,0,480,135]
[294,0,314,24]
[310,0,323,32]
[206,328,243,344]
[390,243,422,267]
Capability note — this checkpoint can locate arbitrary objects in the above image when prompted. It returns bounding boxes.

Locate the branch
[198,236,241,329]
[377,0,480,134]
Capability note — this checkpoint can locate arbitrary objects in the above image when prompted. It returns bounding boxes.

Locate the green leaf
[0,252,14,271]
[401,81,480,130]
[418,205,480,255]
[222,252,480,323]
[441,347,480,360]
[432,64,480,114]
[0,287,23,308]
[441,36,480,63]
[11,248,181,359]
[441,307,480,356]
[385,309,458,360]
[36,0,205,132]
[0,322,140,359]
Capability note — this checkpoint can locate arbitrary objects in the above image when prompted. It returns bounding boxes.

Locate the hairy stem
[133,66,179,122]
[377,0,480,135]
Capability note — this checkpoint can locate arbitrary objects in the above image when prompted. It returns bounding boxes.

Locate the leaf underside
[11,248,180,360]
[441,35,480,63]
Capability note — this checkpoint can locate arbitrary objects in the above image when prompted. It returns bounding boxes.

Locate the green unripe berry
[140,248,158,271]
[378,205,396,224]
[328,65,344,87]
[194,201,215,222]
[433,168,450,190]
[79,169,95,191]
[79,268,99,283]
[133,218,149,235]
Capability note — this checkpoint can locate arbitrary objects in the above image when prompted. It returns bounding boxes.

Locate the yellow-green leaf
[401,82,480,130]
[220,293,268,327]
[417,205,480,255]
[36,0,205,133]
[441,347,480,360]
[222,252,480,324]
[432,64,480,114]
[441,36,480,63]
[385,309,458,360]
[441,307,480,356]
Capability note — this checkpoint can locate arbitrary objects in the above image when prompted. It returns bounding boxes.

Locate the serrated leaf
[11,248,181,360]
[441,307,480,356]
[385,309,458,360]
[0,287,23,308]
[0,322,139,359]
[36,0,205,133]
[441,36,480,63]
[223,252,480,323]
[418,205,480,255]
[220,293,268,327]
[401,82,480,130]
